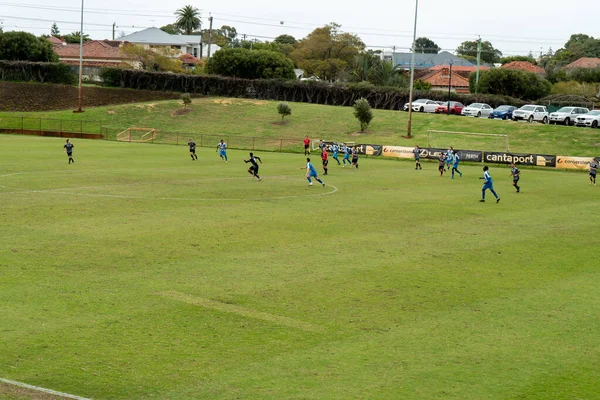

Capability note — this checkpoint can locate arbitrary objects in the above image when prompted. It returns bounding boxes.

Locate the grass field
[1,134,600,399]
[1,97,600,155]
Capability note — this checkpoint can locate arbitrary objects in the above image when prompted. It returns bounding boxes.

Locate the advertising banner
[457,150,484,163]
[556,156,594,170]
[484,152,537,165]
[382,146,416,159]
[534,154,557,168]
[421,148,446,160]
[352,144,382,156]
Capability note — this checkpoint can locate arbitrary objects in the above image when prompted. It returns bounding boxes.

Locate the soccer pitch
[1,135,599,399]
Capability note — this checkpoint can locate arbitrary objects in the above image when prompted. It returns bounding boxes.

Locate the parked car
[549,107,590,126]
[435,101,465,114]
[461,103,493,118]
[575,110,600,128]
[512,105,549,123]
[488,105,517,120]
[403,99,439,112]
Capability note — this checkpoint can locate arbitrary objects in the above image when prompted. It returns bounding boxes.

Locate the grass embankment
[1,97,600,155]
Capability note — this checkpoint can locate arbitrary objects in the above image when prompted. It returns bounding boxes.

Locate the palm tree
[174,5,201,35]
[371,61,406,87]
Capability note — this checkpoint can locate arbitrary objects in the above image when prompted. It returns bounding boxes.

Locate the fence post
[38,118,41,135]
[80,120,83,134]
[60,119,63,133]
[280,139,283,152]
[99,121,103,136]
[200,134,203,148]
[21,117,23,134]
[252,137,255,151]
[177,133,179,146]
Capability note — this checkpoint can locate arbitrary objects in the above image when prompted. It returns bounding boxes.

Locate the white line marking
[0,377,91,400]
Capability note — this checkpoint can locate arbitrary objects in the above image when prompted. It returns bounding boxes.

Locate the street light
[406,0,419,138]
[74,0,84,113]
[447,61,453,115]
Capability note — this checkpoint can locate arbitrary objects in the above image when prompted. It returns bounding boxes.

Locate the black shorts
[322,159,328,166]
[304,144,309,149]
[438,165,444,171]
[513,177,520,182]
[590,172,597,177]
[67,152,73,157]
[250,165,259,174]
[190,149,195,153]
[352,158,358,164]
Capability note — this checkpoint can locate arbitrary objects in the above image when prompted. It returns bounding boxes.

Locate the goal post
[427,130,509,152]
[116,128,157,143]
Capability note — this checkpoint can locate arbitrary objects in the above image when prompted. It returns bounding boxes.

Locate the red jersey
[304,138,310,146]
[321,151,328,161]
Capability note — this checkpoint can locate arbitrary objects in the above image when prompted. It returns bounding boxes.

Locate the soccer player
[303,136,311,155]
[188,138,198,160]
[589,159,598,186]
[63,139,74,164]
[413,145,422,170]
[342,144,352,167]
[321,148,329,175]
[318,140,326,152]
[479,166,500,203]
[451,152,462,179]
[217,139,228,162]
[305,157,325,187]
[331,143,341,165]
[351,147,359,169]
[244,152,262,181]
[445,147,454,171]
[438,153,445,177]
[509,163,521,192]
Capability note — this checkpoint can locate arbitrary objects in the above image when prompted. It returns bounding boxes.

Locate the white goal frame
[427,130,509,152]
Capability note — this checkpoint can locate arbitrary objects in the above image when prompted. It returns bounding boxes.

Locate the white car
[575,110,600,128]
[403,99,439,113]
[512,105,549,123]
[461,103,493,118]
[549,107,590,126]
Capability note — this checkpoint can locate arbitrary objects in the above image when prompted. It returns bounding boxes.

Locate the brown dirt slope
[0,82,185,112]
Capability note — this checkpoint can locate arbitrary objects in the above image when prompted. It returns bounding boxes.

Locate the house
[418,67,472,94]
[427,65,490,79]
[382,51,475,69]
[564,57,600,70]
[501,61,545,76]
[47,36,63,45]
[118,27,220,59]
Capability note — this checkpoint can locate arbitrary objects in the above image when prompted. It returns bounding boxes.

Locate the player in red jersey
[303,136,310,155]
[321,148,329,175]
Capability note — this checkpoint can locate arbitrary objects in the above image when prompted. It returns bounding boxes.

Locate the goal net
[427,130,509,152]
[116,128,157,143]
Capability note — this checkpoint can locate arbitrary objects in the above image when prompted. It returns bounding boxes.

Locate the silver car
[575,110,600,128]
[549,107,589,126]
[461,103,493,118]
[513,105,549,123]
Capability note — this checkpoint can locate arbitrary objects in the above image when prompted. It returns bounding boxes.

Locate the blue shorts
[219,150,227,156]
[344,155,350,159]
[309,171,318,178]
[333,152,338,158]
[482,182,494,190]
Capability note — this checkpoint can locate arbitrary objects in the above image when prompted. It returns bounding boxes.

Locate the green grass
[1,97,600,155]
[1,134,599,399]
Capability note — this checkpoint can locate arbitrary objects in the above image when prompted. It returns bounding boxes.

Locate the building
[381,50,475,69]
[118,27,220,59]
[418,67,472,94]
[564,57,600,70]
[501,61,546,76]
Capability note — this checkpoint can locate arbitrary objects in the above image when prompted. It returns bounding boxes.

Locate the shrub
[470,69,552,100]
[181,93,192,109]
[277,102,292,122]
[206,48,295,80]
[0,61,76,84]
[353,98,373,132]
[99,67,122,87]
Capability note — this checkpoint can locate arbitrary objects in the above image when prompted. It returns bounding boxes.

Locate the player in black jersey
[188,139,198,160]
[63,139,74,164]
[509,163,521,192]
[244,152,262,181]
[589,160,598,186]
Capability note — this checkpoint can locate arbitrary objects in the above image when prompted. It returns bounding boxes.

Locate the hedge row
[100,68,527,109]
[0,61,76,84]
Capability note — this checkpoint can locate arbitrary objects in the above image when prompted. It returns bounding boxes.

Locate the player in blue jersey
[331,143,341,165]
[305,158,325,187]
[451,152,462,179]
[445,147,454,171]
[342,144,352,167]
[216,140,228,162]
[509,163,521,192]
[479,166,500,203]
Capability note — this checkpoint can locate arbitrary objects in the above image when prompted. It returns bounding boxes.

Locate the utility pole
[207,15,213,58]
[112,22,115,40]
[475,36,481,94]
[406,0,419,138]
[447,62,453,115]
[75,0,84,113]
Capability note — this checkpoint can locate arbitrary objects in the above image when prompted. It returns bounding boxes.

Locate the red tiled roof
[47,36,63,45]
[54,40,125,60]
[420,68,470,88]
[501,61,545,74]
[564,57,600,69]
[429,65,490,72]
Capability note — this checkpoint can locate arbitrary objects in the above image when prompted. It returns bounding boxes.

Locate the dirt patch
[0,81,183,112]
[107,110,116,115]
[270,120,290,126]
[171,108,193,117]
[0,381,72,399]
[350,130,373,136]
[212,99,233,105]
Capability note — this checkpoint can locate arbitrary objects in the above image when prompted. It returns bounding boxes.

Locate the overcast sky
[1,0,598,56]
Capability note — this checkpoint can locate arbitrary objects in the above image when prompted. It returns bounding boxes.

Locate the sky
[1,0,599,57]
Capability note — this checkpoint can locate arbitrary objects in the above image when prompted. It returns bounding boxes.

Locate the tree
[277,102,292,122]
[370,60,407,87]
[414,37,440,54]
[206,48,295,80]
[0,31,58,62]
[63,31,91,44]
[51,23,60,38]
[121,44,184,73]
[456,40,502,64]
[353,98,373,132]
[500,55,537,65]
[181,93,192,109]
[290,23,365,81]
[352,53,379,82]
[174,5,201,35]
[552,34,600,65]
[160,24,183,35]
[274,35,297,45]
[413,79,432,90]
[469,68,551,100]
